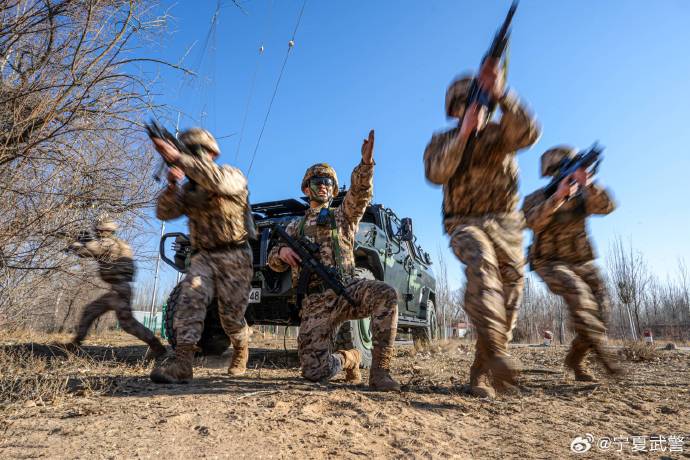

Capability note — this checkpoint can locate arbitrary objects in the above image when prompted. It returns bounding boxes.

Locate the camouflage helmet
[94,217,118,232]
[541,145,577,177]
[179,128,220,155]
[445,74,473,118]
[301,163,339,194]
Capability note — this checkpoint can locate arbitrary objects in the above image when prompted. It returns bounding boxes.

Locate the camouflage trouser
[173,245,253,351]
[75,282,157,346]
[298,279,398,382]
[534,260,610,357]
[448,218,524,377]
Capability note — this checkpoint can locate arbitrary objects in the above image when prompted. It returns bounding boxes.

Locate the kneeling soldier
[522,146,620,381]
[268,130,400,391]
[150,128,254,383]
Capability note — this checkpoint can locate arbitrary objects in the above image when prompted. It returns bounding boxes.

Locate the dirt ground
[1,332,688,459]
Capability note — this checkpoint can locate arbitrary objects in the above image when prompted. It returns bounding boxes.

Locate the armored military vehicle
[159,192,438,367]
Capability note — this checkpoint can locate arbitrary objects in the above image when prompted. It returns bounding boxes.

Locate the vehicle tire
[413,300,438,347]
[333,267,375,369]
[163,283,231,356]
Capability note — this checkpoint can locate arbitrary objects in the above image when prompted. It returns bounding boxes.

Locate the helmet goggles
[309,176,334,188]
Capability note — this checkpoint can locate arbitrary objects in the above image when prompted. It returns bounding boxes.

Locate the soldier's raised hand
[459,103,482,139]
[572,167,591,187]
[167,166,184,190]
[152,137,181,164]
[361,130,375,165]
[556,175,579,201]
[478,57,505,102]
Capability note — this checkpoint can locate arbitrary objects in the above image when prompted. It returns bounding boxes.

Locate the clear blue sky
[142,0,690,293]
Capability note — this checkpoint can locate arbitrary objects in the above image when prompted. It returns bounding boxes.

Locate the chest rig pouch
[296,208,347,300]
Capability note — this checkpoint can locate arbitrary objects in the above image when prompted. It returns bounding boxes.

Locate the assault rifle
[146,119,258,240]
[145,120,199,183]
[272,225,356,308]
[52,229,95,253]
[452,1,518,175]
[462,1,518,116]
[544,143,604,198]
[53,229,95,244]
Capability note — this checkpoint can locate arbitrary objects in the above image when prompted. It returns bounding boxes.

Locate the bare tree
[0,0,184,331]
[608,236,650,339]
[514,274,565,343]
[435,246,450,338]
[677,259,689,319]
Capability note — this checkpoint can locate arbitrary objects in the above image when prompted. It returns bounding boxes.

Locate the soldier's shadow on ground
[1,342,339,399]
[108,375,322,399]
[1,342,149,365]
[0,342,301,368]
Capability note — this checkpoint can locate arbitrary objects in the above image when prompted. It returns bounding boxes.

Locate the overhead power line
[246,0,307,176]
[235,0,274,164]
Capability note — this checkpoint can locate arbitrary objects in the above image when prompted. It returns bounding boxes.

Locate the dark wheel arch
[412,300,439,347]
[163,282,230,356]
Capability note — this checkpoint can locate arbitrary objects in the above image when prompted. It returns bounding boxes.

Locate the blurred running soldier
[523,146,620,382]
[424,60,540,397]
[150,128,254,383]
[66,218,166,359]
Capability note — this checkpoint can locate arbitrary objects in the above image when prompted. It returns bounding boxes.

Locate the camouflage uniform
[523,146,618,380]
[424,78,540,394]
[70,223,164,353]
[268,162,399,388]
[151,128,254,383]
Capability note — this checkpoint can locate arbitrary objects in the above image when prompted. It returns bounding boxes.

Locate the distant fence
[132,311,164,336]
[645,323,690,342]
[444,325,469,339]
[254,325,299,338]
[129,308,299,341]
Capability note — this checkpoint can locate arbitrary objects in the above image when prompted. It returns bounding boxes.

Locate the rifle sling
[295,265,313,308]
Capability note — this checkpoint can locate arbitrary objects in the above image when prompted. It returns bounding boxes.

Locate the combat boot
[593,344,622,377]
[144,340,167,362]
[336,349,362,384]
[572,366,597,382]
[227,342,249,376]
[468,344,496,398]
[150,344,195,384]
[564,346,597,382]
[369,346,400,392]
[468,374,496,398]
[487,355,518,394]
[61,339,82,353]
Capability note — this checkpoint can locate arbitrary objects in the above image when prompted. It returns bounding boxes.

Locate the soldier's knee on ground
[302,355,341,383]
[302,366,332,383]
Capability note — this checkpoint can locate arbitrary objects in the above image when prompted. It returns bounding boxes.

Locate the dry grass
[0,347,71,407]
[411,337,473,355]
[620,340,660,362]
[0,338,149,410]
